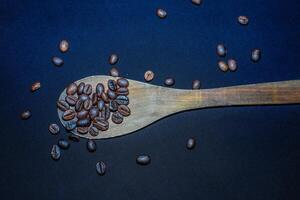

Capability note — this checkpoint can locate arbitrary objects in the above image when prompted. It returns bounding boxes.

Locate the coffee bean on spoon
[228,59,238,71]
[75,99,84,112]
[192,0,202,5]
[65,95,78,106]
[87,139,97,152]
[186,138,196,150]
[109,100,118,112]
[157,8,167,19]
[144,70,155,82]
[115,95,129,105]
[164,77,175,86]
[89,107,99,119]
[77,82,85,95]
[83,84,92,95]
[77,127,88,135]
[110,67,119,77]
[216,44,227,57]
[238,15,249,25]
[58,139,70,149]
[63,109,76,121]
[59,40,69,53]
[251,48,261,62]
[77,110,89,119]
[96,83,104,96]
[57,100,70,111]
[97,100,105,111]
[89,126,99,137]
[101,92,109,103]
[107,89,117,100]
[51,145,61,161]
[52,56,64,67]
[83,99,93,110]
[117,78,129,88]
[92,93,98,105]
[118,105,131,117]
[94,117,109,131]
[112,112,123,124]
[77,118,91,127]
[108,54,118,65]
[49,123,60,135]
[136,155,151,165]
[100,106,111,120]
[31,82,41,92]
[192,80,201,89]
[116,87,129,96]
[96,161,106,175]
[79,94,89,101]
[108,80,117,91]
[65,120,77,131]
[218,61,229,72]
[66,83,77,95]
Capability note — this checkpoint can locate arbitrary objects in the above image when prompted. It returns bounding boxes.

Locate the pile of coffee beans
[57,78,131,136]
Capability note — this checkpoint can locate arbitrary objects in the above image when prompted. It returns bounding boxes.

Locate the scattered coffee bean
[31,82,41,92]
[115,95,129,105]
[96,161,106,175]
[57,100,70,111]
[117,78,129,88]
[89,126,99,137]
[64,120,77,131]
[144,70,154,82]
[52,56,64,67]
[83,84,92,95]
[186,138,196,150]
[164,77,175,86]
[112,112,123,124]
[66,83,77,95]
[59,40,69,53]
[94,117,109,131]
[68,134,80,142]
[21,110,31,120]
[49,123,60,135]
[97,100,105,111]
[83,99,93,110]
[87,139,97,152]
[65,95,78,106]
[107,89,117,100]
[192,0,202,5]
[58,139,70,149]
[77,110,89,119]
[89,107,99,119]
[116,87,129,96]
[77,82,85,95]
[108,79,117,91]
[77,127,88,134]
[63,109,76,121]
[110,67,119,77]
[96,83,104,96]
[251,48,261,62]
[228,59,238,71]
[109,100,118,112]
[109,54,118,65]
[51,145,61,160]
[118,105,131,117]
[238,15,249,25]
[157,8,167,19]
[76,118,91,127]
[75,99,84,112]
[136,155,151,165]
[218,61,229,72]
[216,44,227,57]
[192,80,201,89]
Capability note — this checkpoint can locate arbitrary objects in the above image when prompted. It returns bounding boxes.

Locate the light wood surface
[57,76,300,139]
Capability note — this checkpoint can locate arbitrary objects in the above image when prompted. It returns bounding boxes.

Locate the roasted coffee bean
[65,95,78,106]
[108,80,117,91]
[164,77,175,86]
[109,100,118,112]
[115,95,129,105]
[77,127,88,134]
[58,139,70,149]
[117,78,129,87]
[100,106,111,120]
[144,70,154,82]
[94,117,109,131]
[68,134,80,142]
[31,82,41,92]
[238,15,249,25]
[192,80,201,89]
[96,161,106,175]
[83,99,93,110]
[218,61,229,72]
[49,123,60,135]
[75,99,84,112]
[228,59,237,71]
[79,94,89,101]
[216,44,227,57]
[57,100,70,111]
[59,40,69,53]
[112,112,123,124]
[97,100,105,111]
[101,92,109,103]
[192,0,202,5]
[136,155,151,165]
[76,118,91,127]
[77,110,89,119]
[109,67,119,77]
[251,49,261,62]
[52,56,64,67]
[89,126,99,137]
[63,109,76,121]
[186,138,196,150]
[83,84,92,95]
[116,87,129,96]
[64,120,77,131]
[92,93,98,105]
[108,54,118,65]
[87,139,97,152]
[77,82,85,95]
[107,90,117,99]
[66,83,77,95]
[96,83,104,96]
[51,145,61,160]
[89,107,99,119]
[157,8,167,19]
[118,105,131,117]
[21,110,31,120]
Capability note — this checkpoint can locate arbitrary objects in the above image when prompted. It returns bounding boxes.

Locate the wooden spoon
[57,76,300,139]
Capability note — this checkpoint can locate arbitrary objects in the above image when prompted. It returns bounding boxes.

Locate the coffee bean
[228,59,238,71]
[64,120,77,131]
[51,145,61,160]
[89,126,99,137]
[49,123,60,135]
[58,139,70,149]
[92,93,98,105]
[68,134,80,142]
[77,127,88,134]
[31,82,41,92]
[109,54,118,65]
[96,83,104,96]
[59,40,69,53]
[87,139,97,152]
[83,99,93,110]
[57,100,70,111]
[111,112,123,124]
[115,95,129,105]
[63,109,76,121]
[107,90,117,99]
[238,15,249,25]
[136,155,151,165]
[218,61,229,72]
[192,0,202,5]
[75,99,84,112]
[101,92,109,103]
[66,83,77,95]
[108,80,117,91]
[251,49,261,62]
[100,105,111,120]
[77,82,85,95]
[89,107,99,119]
[117,78,129,88]
[77,110,89,119]
[21,111,31,120]
[157,8,167,19]
[116,87,129,96]
[83,84,92,95]
[164,77,175,86]
[65,95,78,106]
[76,118,91,127]
[192,80,201,89]
[97,100,105,111]
[52,56,64,67]
[216,44,227,57]
[109,100,118,112]
[144,70,154,82]
[94,117,109,131]
[118,105,131,117]
[186,138,196,150]
[96,161,106,175]
[109,67,119,77]
[79,94,89,101]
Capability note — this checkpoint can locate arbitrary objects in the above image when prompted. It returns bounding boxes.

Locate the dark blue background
[1,0,300,199]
